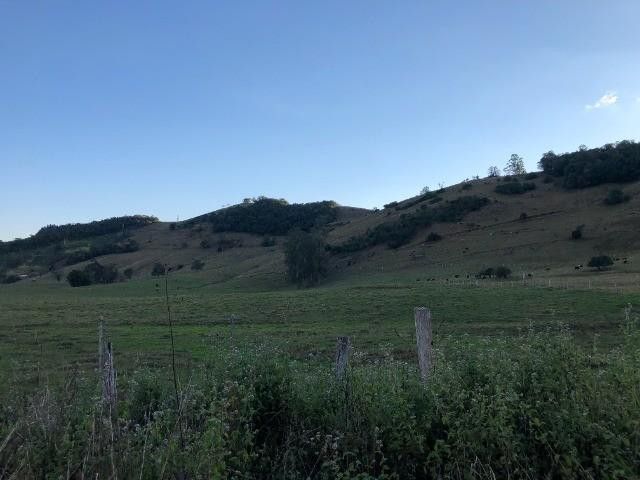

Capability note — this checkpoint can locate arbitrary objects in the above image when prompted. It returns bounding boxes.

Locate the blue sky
[1,1,639,241]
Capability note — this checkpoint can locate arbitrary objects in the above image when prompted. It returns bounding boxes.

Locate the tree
[571,225,584,240]
[420,186,430,195]
[495,266,512,279]
[284,230,328,286]
[504,154,526,175]
[604,189,630,205]
[151,263,165,276]
[588,255,613,271]
[67,269,92,287]
[488,166,501,177]
[191,259,205,271]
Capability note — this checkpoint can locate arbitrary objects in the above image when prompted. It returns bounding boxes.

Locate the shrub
[519,212,528,220]
[571,225,584,240]
[200,239,211,249]
[261,237,276,247]
[67,261,119,287]
[124,268,133,279]
[495,182,536,195]
[169,223,176,230]
[604,189,630,205]
[495,266,512,279]
[284,230,328,286]
[151,263,165,276]
[477,266,511,279]
[67,269,92,287]
[191,259,205,271]
[1,274,21,284]
[524,172,539,180]
[426,232,442,242]
[588,255,613,271]
[384,201,398,209]
[460,183,473,191]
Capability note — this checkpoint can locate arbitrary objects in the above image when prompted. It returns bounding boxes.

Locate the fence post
[98,320,117,417]
[414,307,433,383]
[335,336,351,380]
[98,316,104,371]
[103,342,117,415]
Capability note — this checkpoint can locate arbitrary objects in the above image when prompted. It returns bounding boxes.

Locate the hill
[2,141,640,289]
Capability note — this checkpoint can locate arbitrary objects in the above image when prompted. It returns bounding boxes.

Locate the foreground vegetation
[1,271,639,478]
[1,320,639,479]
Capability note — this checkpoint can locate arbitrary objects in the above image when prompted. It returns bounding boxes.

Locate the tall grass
[1,322,639,479]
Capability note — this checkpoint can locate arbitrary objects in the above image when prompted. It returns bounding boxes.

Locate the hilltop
[2,140,640,289]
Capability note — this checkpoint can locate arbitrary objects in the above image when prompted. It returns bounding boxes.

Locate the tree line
[538,140,640,189]
[0,215,158,254]
[186,197,339,236]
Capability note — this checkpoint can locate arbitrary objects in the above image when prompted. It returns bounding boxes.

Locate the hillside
[2,141,640,289]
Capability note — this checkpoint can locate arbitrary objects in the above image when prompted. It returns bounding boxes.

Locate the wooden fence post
[414,307,433,383]
[103,341,117,415]
[98,319,117,416]
[335,336,351,380]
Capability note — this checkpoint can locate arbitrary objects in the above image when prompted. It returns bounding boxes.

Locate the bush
[124,268,133,279]
[426,232,442,242]
[524,172,539,180]
[519,212,528,220]
[384,201,398,209]
[67,269,92,287]
[477,266,511,279]
[461,183,473,191]
[588,255,613,271]
[200,239,211,249]
[151,263,165,276]
[495,182,536,195]
[67,261,119,287]
[284,230,328,286]
[604,189,630,205]
[571,225,584,240]
[190,259,205,271]
[261,237,276,247]
[1,274,21,284]
[495,266,512,279]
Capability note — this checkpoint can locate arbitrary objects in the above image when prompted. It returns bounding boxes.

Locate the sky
[1,1,639,241]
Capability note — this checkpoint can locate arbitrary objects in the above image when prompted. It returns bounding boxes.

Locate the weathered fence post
[98,319,117,416]
[414,307,433,383]
[103,341,117,415]
[98,316,104,371]
[335,336,351,380]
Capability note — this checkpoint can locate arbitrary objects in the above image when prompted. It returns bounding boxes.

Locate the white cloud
[585,91,618,110]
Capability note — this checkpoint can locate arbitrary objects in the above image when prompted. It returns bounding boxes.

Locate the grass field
[1,272,637,387]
